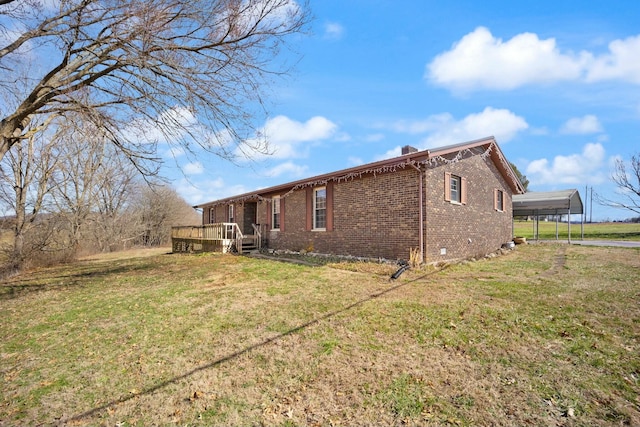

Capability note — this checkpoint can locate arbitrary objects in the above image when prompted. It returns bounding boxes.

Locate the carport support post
[568,207,571,244]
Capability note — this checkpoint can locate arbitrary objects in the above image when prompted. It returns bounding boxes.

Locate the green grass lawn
[514,220,640,241]
[1,244,639,426]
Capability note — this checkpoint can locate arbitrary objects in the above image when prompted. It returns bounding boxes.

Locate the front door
[243,202,257,234]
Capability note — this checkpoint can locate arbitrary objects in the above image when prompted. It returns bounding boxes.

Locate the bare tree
[0,0,309,171]
[0,122,57,271]
[45,116,142,254]
[50,124,98,251]
[131,184,199,247]
[89,153,138,252]
[595,152,640,216]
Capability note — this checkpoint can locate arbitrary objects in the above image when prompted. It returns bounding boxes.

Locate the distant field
[513,220,640,241]
[1,244,638,426]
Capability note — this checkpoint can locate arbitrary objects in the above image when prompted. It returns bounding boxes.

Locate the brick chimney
[401,145,418,155]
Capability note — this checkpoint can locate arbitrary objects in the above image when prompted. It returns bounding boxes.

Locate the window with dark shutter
[313,187,326,230]
[272,196,281,230]
[306,183,333,231]
[445,172,467,205]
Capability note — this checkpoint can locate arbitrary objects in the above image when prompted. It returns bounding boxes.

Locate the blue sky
[169,0,640,221]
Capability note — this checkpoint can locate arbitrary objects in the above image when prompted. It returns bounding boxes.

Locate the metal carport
[512,189,584,242]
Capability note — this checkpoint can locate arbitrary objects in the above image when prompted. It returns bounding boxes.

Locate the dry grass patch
[1,244,639,426]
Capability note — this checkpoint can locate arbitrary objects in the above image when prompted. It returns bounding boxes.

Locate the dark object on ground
[390,260,410,280]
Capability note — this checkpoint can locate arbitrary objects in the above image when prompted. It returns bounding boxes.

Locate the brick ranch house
[172,136,526,263]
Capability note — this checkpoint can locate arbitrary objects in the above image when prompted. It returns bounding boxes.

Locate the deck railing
[172,223,241,240]
[172,223,257,254]
[251,223,262,250]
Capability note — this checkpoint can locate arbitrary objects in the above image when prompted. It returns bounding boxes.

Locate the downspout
[411,164,424,263]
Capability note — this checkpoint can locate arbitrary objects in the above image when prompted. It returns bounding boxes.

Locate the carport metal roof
[513,189,583,217]
[512,189,584,242]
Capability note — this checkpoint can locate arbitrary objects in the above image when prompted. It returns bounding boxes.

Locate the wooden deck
[171,223,261,254]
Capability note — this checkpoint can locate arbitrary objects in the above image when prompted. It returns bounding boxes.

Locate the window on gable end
[450,175,461,203]
[445,172,466,204]
[494,189,504,212]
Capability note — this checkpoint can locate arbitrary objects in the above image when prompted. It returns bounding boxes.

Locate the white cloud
[427,28,640,91]
[0,27,32,57]
[231,0,302,34]
[163,145,186,159]
[204,128,236,151]
[184,161,204,175]
[129,111,337,164]
[247,115,338,159]
[124,106,199,144]
[525,142,606,185]
[530,127,550,136]
[560,115,603,134]
[334,132,351,142]
[174,177,223,205]
[417,107,528,148]
[427,27,588,91]
[266,161,308,178]
[374,108,528,160]
[586,34,640,84]
[324,22,345,40]
[375,146,403,161]
[347,156,364,166]
[174,177,249,206]
[389,113,452,134]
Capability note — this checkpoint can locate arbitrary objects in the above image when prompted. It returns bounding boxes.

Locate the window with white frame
[313,187,326,230]
[495,189,505,212]
[445,172,467,205]
[228,204,234,223]
[272,196,281,230]
[450,175,461,203]
[209,207,215,224]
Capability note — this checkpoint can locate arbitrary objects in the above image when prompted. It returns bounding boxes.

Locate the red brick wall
[424,154,513,262]
[204,205,230,225]
[210,152,514,262]
[263,168,422,260]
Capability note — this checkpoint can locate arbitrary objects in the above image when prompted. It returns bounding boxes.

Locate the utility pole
[590,186,593,223]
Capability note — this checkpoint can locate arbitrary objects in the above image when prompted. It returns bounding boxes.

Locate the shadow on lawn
[0,262,156,301]
[62,268,444,425]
